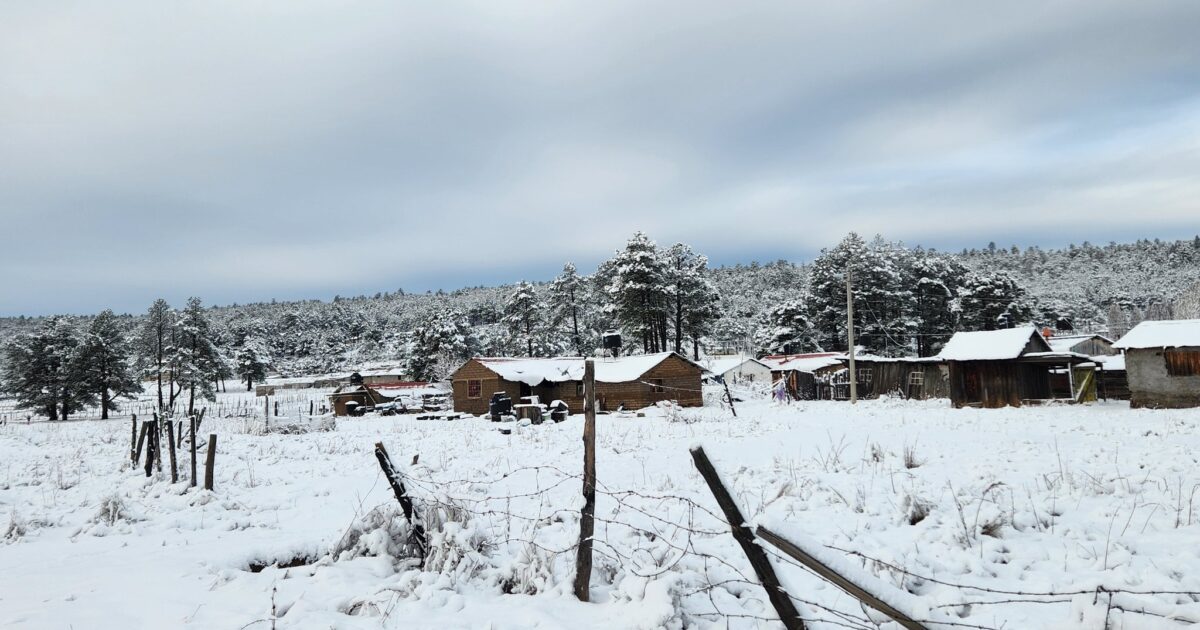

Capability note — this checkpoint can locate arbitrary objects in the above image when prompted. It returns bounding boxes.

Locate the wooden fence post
[204,434,217,491]
[722,378,738,417]
[152,415,163,473]
[691,446,805,630]
[134,419,149,468]
[130,415,139,465]
[755,525,928,630]
[144,420,157,478]
[574,359,598,601]
[189,415,198,487]
[165,420,178,483]
[374,442,428,558]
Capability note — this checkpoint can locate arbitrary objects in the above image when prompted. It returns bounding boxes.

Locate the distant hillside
[2,235,1197,376]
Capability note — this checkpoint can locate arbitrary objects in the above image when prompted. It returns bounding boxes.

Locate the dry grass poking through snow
[2,396,1200,628]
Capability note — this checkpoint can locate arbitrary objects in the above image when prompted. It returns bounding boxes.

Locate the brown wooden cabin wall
[451,355,704,415]
[1071,337,1115,356]
[842,361,949,400]
[596,355,703,410]
[1097,369,1130,400]
[949,361,1053,408]
[450,359,508,415]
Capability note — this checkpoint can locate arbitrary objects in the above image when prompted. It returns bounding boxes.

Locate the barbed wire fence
[363,440,1200,629]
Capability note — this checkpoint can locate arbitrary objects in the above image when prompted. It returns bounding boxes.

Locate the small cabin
[327,384,393,416]
[449,352,704,415]
[703,356,773,385]
[1045,333,1116,357]
[760,353,845,400]
[940,327,1093,408]
[1114,319,1200,409]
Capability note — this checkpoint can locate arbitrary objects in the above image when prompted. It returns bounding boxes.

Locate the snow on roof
[938,327,1045,361]
[1094,354,1126,371]
[1113,319,1200,350]
[1045,334,1113,353]
[703,356,770,376]
[474,352,695,385]
[760,353,845,373]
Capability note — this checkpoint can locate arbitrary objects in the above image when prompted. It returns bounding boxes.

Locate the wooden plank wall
[451,355,704,415]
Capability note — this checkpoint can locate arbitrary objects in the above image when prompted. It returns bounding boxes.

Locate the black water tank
[603,330,622,355]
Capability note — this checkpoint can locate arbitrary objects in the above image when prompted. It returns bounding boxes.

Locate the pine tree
[604,232,671,353]
[664,243,722,359]
[0,318,90,421]
[406,308,475,381]
[808,233,912,355]
[235,341,269,391]
[174,297,220,416]
[136,299,173,410]
[753,299,820,355]
[502,281,543,357]
[906,251,966,356]
[77,310,142,419]
[549,263,586,355]
[958,272,1031,330]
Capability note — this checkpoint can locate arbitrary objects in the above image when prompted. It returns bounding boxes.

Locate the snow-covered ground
[3,393,1200,629]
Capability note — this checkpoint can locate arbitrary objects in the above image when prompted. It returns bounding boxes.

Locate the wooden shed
[327,384,393,416]
[760,353,845,400]
[835,356,950,400]
[449,352,704,416]
[1114,319,1200,409]
[1045,333,1117,357]
[940,327,1092,408]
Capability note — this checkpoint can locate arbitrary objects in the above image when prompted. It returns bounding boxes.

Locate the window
[576,382,585,397]
[467,379,482,399]
[651,378,665,393]
[858,368,873,383]
[1165,351,1200,377]
[907,370,924,399]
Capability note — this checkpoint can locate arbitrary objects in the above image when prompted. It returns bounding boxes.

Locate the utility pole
[846,267,857,404]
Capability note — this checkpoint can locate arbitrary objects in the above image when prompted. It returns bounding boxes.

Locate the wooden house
[328,384,393,416]
[1113,319,1200,408]
[449,352,704,416]
[939,327,1093,408]
[832,356,950,400]
[760,353,845,400]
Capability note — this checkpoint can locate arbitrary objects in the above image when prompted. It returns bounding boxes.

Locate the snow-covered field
[3,393,1200,629]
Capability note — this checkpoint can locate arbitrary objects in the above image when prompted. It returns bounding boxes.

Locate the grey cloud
[2,0,1199,314]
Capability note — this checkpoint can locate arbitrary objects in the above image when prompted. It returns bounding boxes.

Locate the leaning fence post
[691,445,805,630]
[134,418,149,469]
[755,525,929,630]
[574,359,598,602]
[374,442,428,559]
[204,434,217,491]
[722,378,738,418]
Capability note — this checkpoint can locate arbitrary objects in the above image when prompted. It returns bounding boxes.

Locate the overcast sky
[3,1,1199,316]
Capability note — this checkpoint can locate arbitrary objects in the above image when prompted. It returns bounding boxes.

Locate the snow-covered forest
[2,233,1199,388]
